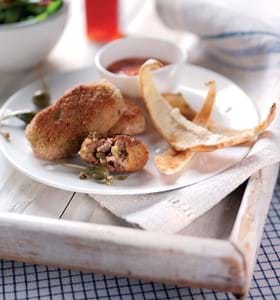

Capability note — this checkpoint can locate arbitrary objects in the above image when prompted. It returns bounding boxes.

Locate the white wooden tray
[0,145,278,299]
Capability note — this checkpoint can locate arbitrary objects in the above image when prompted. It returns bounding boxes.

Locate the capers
[79,172,89,180]
[111,145,119,157]
[105,176,114,185]
[57,162,128,185]
[95,152,106,160]
[87,166,110,181]
[115,175,128,181]
[32,90,50,109]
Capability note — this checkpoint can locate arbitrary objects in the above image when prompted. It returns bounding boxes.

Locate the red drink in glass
[85,0,122,42]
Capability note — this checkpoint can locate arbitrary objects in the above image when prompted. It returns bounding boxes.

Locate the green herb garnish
[33,66,51,109]
[0,110,36,140]
[32,90,50,109]
[57,161,128,186]
[0,110,36,124]
[0,67,51,140]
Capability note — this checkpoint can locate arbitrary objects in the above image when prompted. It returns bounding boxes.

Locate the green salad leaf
[0,0,63,25]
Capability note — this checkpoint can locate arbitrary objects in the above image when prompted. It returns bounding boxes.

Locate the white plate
[0,65,258,195]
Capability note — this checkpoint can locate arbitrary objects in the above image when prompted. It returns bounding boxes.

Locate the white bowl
[0,3,68,72]
[95,37,187,98]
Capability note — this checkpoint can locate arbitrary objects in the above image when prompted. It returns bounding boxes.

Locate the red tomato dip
[107,57,169,76]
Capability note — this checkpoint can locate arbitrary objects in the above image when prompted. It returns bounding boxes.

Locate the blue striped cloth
[1,172,279,299]
[156,0,280,71]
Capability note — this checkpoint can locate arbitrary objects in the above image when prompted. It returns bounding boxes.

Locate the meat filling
[80,132,149,173]
[80,134,129,172]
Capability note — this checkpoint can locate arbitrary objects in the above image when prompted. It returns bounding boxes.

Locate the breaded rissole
[80,133,149,173]
[108,99,146,136]
[26,80,125,160]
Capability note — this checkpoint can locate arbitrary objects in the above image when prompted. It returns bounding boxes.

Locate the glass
[85,0,122,42]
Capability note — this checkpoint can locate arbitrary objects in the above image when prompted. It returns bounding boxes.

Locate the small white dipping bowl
[0,3,68,72]
[95,37,187,98]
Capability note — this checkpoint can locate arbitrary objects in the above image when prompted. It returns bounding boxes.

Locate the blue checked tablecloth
[0,173,279,300]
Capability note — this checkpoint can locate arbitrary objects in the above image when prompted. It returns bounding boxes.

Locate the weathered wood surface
[62,193,130,227]
[0,211,246,294]
[0,153,73,218]
[230,163,280,297]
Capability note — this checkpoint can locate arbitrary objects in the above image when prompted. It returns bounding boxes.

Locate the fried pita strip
[139,59,212,151]
[155,148,193,175]
[190,103,276,152]
[140,59,276,153]
[163,92,250,135]
[155,81,216,174]
[164,94,275,146]
[163,93,196,121]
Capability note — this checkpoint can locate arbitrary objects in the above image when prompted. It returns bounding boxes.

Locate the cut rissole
[79,133,149,173]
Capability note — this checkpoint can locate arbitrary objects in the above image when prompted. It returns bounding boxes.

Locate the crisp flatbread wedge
[163,92,253,136]
[155,147,193,175]
[163,93,196,121]
[139,59,276,154]
[156,81,217,175]
[139,59,213,151]
[190,103,276,152]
